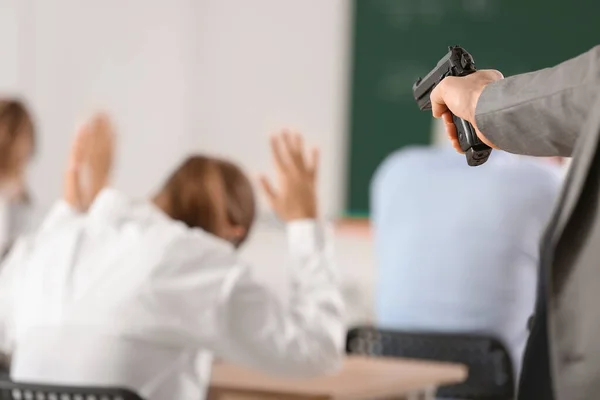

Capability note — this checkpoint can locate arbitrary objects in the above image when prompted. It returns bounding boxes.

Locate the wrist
[286,219,326,257]
[280,200,318,222]
[469,84,487,124]
[286,216,317,224]
[90,175,110,194]
[283,211,317,222]
[472,81,499,149]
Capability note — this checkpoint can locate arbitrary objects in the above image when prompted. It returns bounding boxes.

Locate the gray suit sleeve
[475,45,600,157]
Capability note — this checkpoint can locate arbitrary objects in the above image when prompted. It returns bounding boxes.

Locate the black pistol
[413,46,492,166]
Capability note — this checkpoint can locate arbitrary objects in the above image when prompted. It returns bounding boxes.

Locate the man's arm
[475,46,600,157]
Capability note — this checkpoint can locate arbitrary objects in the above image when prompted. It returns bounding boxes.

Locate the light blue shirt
[371,147,562,378]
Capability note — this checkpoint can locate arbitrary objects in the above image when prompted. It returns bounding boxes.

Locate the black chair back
[346,326,514,400]
[0,379,144,400]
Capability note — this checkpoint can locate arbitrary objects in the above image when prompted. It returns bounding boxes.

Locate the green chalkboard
[346,0,599,215]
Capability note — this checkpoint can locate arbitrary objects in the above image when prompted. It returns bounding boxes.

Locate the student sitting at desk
[0,113,344,400]
[371,135,563,381]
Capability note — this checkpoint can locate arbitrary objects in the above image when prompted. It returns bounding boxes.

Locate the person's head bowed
[156,156,256,248]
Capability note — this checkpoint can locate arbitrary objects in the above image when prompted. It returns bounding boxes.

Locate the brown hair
[0,99,35,176]
[160,155,256,247]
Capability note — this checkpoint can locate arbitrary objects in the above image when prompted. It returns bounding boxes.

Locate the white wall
[26,0,197,221]
[191,0,352,219]
[11,0,352,222]
[0,0,29,94]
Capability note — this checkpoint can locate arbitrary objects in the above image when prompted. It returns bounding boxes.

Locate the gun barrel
[413,58,452,109]
[412,46,476,111]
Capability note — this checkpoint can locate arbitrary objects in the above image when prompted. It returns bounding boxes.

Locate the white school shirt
[371,147,562,380]
[0,196,31,260]
[0,189,344,400]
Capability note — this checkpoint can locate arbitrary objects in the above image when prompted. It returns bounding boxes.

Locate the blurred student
[0,100,35,259]
[0,114,344,400]
[371,135,563,380]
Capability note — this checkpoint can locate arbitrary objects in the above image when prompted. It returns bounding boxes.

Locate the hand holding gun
[413,46,492,166]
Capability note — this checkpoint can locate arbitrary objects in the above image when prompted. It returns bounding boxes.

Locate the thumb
[259,175,277,206]
[64,161,83,210]
[64,127,87,210]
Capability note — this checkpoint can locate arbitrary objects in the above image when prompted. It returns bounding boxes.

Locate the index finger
[282,131,305,170]
[430,79,450,118]
[90,113,115,143]
[270,134,289,173]
[307,146,319,180]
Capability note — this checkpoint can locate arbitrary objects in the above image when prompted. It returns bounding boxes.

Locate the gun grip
[452,114,492,166]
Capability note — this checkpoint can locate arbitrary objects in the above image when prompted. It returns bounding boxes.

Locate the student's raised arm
[155,131,345,377]
[216,132,343,376]
[40,113,115,232]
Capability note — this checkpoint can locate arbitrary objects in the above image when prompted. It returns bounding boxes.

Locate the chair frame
[346,326,515,400]
[0,378,144,400]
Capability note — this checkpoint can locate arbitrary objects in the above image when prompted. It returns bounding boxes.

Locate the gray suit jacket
[474,45,600,400]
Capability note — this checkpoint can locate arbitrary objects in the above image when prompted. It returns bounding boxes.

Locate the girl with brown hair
[0,113,343,400]
[0,99,35,259]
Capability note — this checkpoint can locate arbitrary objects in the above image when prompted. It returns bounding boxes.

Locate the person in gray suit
[430,45,600,400]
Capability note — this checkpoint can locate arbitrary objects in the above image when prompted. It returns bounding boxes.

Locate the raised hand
[259,130,319,222]
[84,113,114,201]
[63,125,85,210]
[63,112,115,211]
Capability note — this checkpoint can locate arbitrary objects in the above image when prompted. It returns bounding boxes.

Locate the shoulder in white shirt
[0,189,344,400]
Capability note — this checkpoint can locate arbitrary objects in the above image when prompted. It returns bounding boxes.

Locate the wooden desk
[208,355,467,400]
[334,218,371,238]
